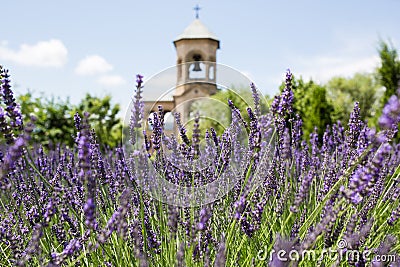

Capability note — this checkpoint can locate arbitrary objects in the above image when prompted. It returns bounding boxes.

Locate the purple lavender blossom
[174,112,190,145]
[233,195,256,237]
[74,112,81,131]
[1,116,34,178]
[250,82,261,118]
[17,223,43,266]
[77,112,92,178]
[43,198,56,224]
[344,143,392,204]
[130,74,145,146]
[228,99,247,128]
[388,204,400,226]
[150,110,163,151]
[214,235,226,267]
[281,69,294,114]
[176,242,185,267]
[291,170,314,213]
[0,103,14,145]
[136,74,144,88]
[290,114,303,150]
[234,195,246,220]
[84,198,97,230]
[98,189,131,244]
[197,208,211,231]
[0,68,23,132]
[379,94,400,129]
[3,137,26,171]
[210,127,219,147]
[270,95,281,115]
[271,69,294,117]
[247,107,261,162]
[280,127,291,160]
[191,112,201,157]
[51,238,82,265]
[346,102,364,149]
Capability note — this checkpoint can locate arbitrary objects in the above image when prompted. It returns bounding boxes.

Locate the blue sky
[1,0,400,116]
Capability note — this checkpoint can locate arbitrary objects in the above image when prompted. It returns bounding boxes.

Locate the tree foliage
[280,76,333,139]
[190,87,269,137]
[74,94,122,148]
[377,40,400,107]
[18,93,122,149]
[326,73,381,125]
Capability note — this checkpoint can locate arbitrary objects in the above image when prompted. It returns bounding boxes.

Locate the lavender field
[1,66,400,266]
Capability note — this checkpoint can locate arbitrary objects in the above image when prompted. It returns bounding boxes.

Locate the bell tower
[143,7,220,131]
[173,12,220,124]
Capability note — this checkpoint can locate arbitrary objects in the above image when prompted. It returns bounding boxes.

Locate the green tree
[377,40,400,106]
[18,93,122,149]
[189,87,269,137]
[281,76,334,139]
[74,94,122,148]
[326,73,381,125]
[19,92,75,147]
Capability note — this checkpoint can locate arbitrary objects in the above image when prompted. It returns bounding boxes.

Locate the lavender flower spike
[379,94,400,130]
[346,102,363,149]
[1,68,23,131]
[84,198,97,230]
[130,74,145,147]
[344,143,392,204]
[131,75,145,129]
[250,82,261,118]
[271,69,294,117]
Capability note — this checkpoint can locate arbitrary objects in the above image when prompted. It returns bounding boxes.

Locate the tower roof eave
[174,19,220,46]
[173,38,220,49]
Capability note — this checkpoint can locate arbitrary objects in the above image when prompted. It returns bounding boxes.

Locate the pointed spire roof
[174,19,219,45]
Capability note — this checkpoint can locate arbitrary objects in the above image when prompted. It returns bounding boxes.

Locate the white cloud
[294,55,380,83]
[75,55,113,75]
[97,75,126,87]
[319,56,379,80]
[0,39,67,67]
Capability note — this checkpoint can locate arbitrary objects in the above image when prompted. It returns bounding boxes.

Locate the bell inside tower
[192,54,202,71]
[189,54,206,79]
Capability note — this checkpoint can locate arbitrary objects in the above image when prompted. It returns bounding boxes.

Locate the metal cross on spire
[193,4,201,19]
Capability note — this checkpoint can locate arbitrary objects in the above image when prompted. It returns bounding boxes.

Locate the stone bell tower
[144,7,220,128]
[172,12,220,125]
